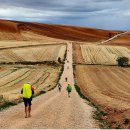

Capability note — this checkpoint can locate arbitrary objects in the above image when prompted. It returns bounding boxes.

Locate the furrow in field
[0,68,29,88]
[51,45,61,61]
[12,48,36,61]
[0,54,10,62]
[37,72,51,90]
[0,68,18,79]
[0,69,32,93]
[81,45,130,65]
[2,50,22,62]
[36,48,48,61]
[87,67,130,101]
[31,48,41,61]
[30,69,49,87]
[75,65,130,109]
[57,45,66,61]
[4,69,43,94]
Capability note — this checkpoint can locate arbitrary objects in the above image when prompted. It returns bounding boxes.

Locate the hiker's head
[26,82,31,85]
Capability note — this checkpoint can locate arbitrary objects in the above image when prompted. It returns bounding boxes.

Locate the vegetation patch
[116,57,129,67]
[0,100,18,111]
[124,118,129,125]
[75,84,111,128]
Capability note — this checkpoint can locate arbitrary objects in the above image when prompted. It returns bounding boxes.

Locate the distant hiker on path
[58,57,61,63]
[66,84,72,97]
[65,77,67,82]
[21,82,34,118]
[57,83,62,92]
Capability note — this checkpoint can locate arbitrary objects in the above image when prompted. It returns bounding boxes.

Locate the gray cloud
[0,0,130,30]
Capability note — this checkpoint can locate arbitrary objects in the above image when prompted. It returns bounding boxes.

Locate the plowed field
[73,44,84,64]
[0,65,61,103]
[81,45,130,65]
[75,65,130,110]
[0,45,66,63]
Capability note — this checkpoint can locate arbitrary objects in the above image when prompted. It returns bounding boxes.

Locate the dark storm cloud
[0,0,126,12]
[0,0,130,30]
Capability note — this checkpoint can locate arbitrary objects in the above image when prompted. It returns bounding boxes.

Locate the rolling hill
[0,19,121,42]
[0,19,130,129]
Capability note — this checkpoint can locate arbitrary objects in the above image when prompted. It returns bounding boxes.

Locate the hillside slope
[0,19,121,42]
[107,32,130,45]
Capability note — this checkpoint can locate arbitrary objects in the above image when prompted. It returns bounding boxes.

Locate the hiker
[21,82,34,118]
[65,77,67,82]
[66,84,72,97]
[58,57,61,63]
[57,83,62,92]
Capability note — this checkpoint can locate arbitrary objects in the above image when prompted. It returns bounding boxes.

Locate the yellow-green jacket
[22,83,32,98]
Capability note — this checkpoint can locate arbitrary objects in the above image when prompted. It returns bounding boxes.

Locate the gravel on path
[0,42,99,129]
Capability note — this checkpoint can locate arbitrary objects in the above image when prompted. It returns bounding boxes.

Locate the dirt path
[99,31,129,45]
[0,42,99,129]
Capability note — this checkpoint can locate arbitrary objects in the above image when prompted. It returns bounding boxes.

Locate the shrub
[115,124,121,129]
[109,33,112,38]
[116,57,129,67]
[124,118,129,124]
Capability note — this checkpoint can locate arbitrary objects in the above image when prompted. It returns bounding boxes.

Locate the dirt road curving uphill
[0,42,99,129]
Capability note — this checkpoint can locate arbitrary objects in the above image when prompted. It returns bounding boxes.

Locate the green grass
[75,85,90,102]
[0,101,18,111]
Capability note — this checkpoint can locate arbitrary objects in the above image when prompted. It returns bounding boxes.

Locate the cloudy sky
[0,0,130,30]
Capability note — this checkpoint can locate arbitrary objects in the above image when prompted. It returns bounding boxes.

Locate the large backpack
[22,83,32,98]
[67,85,72,91]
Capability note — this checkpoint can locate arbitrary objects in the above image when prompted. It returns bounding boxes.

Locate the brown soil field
[73,43,85,64]
[75,65,130,128]
[0,19,121,42]
[73,42,99,64]
[0,65,61,103]
[107,32,130,46]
